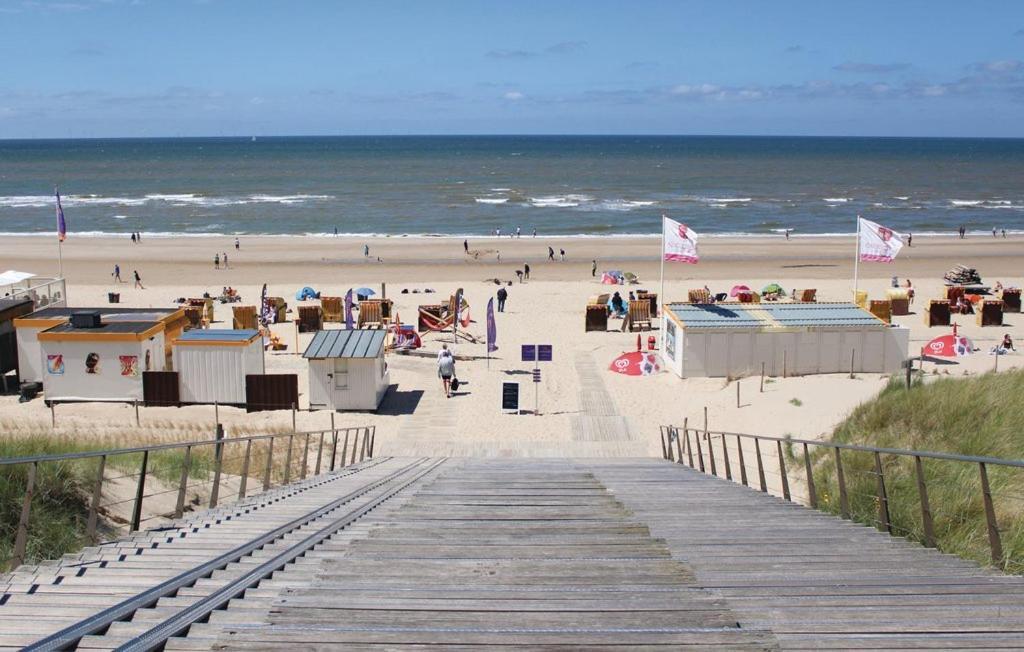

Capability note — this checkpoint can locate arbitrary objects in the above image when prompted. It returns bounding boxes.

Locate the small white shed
[38,320,165,402]
[304,329,389,411]
[661,302,909,378]
[172,329,264,405]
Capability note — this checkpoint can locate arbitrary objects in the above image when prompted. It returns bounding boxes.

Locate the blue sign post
[521,344,552,415]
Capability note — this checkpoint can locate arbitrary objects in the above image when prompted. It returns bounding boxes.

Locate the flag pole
[659,215,666,348]
[55,187,64,278]
[852,215,861,296]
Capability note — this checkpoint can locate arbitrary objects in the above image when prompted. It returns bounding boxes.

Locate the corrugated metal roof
[45,321,160,334]
[178,329,259,342]
[669,302,884,329]
[27,306,177,319]
[303,329,386,359]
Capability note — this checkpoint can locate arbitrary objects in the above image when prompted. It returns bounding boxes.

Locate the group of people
[213,252,230,269]
[492,226,536,238]
[129,231,143,243]
[111,264,143,288]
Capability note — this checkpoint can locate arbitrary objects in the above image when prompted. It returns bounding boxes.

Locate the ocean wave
[489,187,512,192]
[893,196,910,201]
[111,214,128,220]
[474,197,509,204]
[823,197,851,203]
[529,194,593,208]
[0,193,335,209]
[949,199,984,206]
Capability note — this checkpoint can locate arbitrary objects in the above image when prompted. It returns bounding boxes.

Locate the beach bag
[451,377,461,392]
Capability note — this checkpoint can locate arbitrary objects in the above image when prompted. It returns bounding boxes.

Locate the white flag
[663,215,699,264]
[858,217,903,262]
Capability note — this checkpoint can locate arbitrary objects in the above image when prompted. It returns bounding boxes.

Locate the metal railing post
[835,447,850,519]
[11,462,37,567]
[315,432,325,476]
[721,433,732,480]
[238,439,252,501]
[803,443,817,508]
[175,446,191,519]
[130,450,149,532]
[262,438,274,490]
[979,462,1004,567]
[754,438,767,492]
[706,431,717,476]
[776,440,791,501]
[736,434,748,487]
[283,435,294,484]
[914,455,935,548]
[209,425,225,508]
[87,455,106,539]
[873,451,891,533]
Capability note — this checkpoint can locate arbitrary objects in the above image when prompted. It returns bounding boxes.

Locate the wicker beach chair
[321,296,343,323]
[925,300,950,327]
[977,300,1004,327]
[797,289,817,302]
[688,288,711,303]
[628,300,652,332]
[358,300,384,329]
[184,306,203,330]
[297,305,323,332]
[1000,288,1021,313]
[232,305,258,330]
[869,299,892,324]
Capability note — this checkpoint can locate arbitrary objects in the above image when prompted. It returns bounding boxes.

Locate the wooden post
[12,462,37,567]
[802,443,817,508]
[835,448,850,519]
[694,429,705,473]
[340,429,350,468]
[873,451,891,532]
[659,426,669,460]
[283,434,294,484]
[754,438,767,492]
[315,432,324,475]
[214,400,219,429]
[906,359,913,389]
[914,455,935,548]
[262,438,274,490]
[209,424,225,508]
[706,431,717,477]
[301,432,310,479]
[238,439,252,501]
[783,350,787,378]
[175,446,191,519]
[736,435,748,486]
[292,403,297,432]
[736,380,741,408]
[776,440,791,501]
[130,450,149,532]
[685,427,695,468]
[721,433,732,480]
[674,427,683,464]
[134,399,140,427]
[50,402,55,429]
[369,426,376,457]
[979,462,1004,568]
[350,429,359,466]
[849,349,856,379]
[87,455,106,539]
[760,362,765,392]
[703,406,708,434]
[359,427,369,462]
[329,413,338,471]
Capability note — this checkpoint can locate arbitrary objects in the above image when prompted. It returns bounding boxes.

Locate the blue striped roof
[669,302,884,329]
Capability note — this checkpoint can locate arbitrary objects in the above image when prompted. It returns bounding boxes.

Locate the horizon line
[3,133,1024,142]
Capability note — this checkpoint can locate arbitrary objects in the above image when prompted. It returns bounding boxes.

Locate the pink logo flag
[858,217,903,262]
[663,215,698,263]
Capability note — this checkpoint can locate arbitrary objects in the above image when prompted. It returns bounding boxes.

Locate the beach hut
[0,298,33,387]
[15,306,186,384]
[172,329,264,405]
[661,302,909,378]
[37,315,166,403]
[304,329,389,411]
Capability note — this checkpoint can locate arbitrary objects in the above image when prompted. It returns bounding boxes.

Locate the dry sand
[3,234,1022,458]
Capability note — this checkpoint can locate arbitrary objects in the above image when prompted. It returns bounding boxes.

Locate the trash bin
[108,292,120,303]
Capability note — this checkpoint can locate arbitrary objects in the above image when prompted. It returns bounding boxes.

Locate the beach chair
[638,292,658,317]
[321,296,343,322]
[886,288,909,316]
[797,289,817,303]
[183,306,203,330]
[976,300,1004,327]
[946,286,965,304]
[418,304,447,332]
[1000,288,1021,313]
[379,298,394,323]
[358,300,384,329]
[232,305,258,330]
[628,300,652,332]
[688,288,711,303]
[737,291,760,304]
[585,304,608,332]
[297,305,323,332]
[869,299,892,324]
[267,297,288,323]
[925,300,950,327]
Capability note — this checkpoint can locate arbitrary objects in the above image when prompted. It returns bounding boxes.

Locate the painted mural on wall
[119,355,139,377]
[85,352,100,374]
[46,354,64,375]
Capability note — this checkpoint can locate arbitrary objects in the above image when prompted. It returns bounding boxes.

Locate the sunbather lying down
[401,288,436,294]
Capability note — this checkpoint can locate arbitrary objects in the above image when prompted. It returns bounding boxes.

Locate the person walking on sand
[437,346,456,398]
[516,226,521,238]
[133,270,144,289]
[560,248,566,261]
[548,246,555,261]
[524,263,530,280]
[214,253,220,270]
[364,244,370,258]
[532,228,537,237]
[234,238,240,250]
[113,264,122,283]
[497,250,501,262]
[907,232,912,247]
[496,286,508,312]
[130,232,136,244]
[464,239,469,254]
[223,252,228,268]
[591,260,597,277]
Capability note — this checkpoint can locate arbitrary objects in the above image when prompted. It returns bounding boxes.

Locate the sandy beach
[3,233,1022,458]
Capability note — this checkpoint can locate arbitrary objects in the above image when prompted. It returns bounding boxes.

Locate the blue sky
[1,0,1022,138]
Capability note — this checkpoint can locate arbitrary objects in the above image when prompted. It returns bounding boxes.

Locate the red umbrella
[729,284,751,297]
[923,324,973,358]
[609,351,661,376]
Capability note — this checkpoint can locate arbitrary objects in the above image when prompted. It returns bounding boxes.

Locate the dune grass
[812,369,1024,573]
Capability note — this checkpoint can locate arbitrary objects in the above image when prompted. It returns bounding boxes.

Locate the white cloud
[503,91,524,101]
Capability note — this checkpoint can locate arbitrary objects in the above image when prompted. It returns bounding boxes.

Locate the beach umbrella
[729,284,751,297]
[762,283,784,295]
[601,272,621,285]
[355,287,376,297]
[623,272,638,284]
[924,324,974,358]
[609,351,660,376]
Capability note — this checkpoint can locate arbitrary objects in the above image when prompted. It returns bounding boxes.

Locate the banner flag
[56,190,67,242]
[663,215,698,263]
[344,288,354,329]
[486,297,498,353]
[858,217,903,262]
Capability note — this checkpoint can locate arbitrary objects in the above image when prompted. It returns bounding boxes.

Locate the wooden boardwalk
[3,457,1023,649]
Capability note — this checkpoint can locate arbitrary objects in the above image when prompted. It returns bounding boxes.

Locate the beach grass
[812,369,1024,573]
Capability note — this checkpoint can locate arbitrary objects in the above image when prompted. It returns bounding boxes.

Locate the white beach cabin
[37,316,166,402]
[172,329,264,405]
[304,329,389,411]
[661,302,909,378]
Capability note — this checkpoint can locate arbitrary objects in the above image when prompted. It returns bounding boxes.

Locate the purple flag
[55,190,67,242]
[344,288,354,329]
[486,297,497,353]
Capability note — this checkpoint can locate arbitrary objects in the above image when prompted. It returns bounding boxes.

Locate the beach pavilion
[304,329,390,411]
[661,302,909,378]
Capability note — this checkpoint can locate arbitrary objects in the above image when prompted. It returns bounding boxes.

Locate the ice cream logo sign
[119,355,139,377]
[878,226,894,242]
[677,224,690,240]
[46,354,64,375]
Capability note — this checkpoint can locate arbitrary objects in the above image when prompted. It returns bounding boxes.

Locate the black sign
[537,344,553,362]
[502,382,520,412]
[532,369,541,383]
